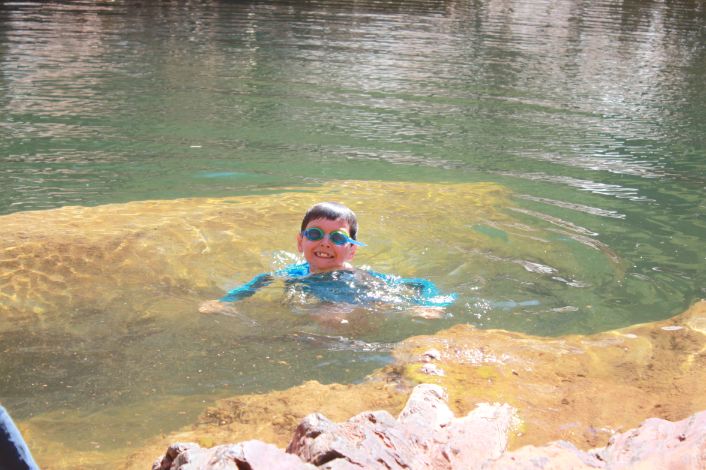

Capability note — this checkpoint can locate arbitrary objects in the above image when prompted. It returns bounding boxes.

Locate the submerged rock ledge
[130,300,706,468]
[151,383,706,469]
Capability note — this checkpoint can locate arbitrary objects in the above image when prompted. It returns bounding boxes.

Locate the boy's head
[297,202,362,273]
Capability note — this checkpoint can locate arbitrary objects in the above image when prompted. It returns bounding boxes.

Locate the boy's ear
[296,233,304,253]
[346,244,357,260]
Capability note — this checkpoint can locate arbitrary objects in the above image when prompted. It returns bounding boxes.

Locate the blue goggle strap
[345,235,366,247]
[303,228,366,247]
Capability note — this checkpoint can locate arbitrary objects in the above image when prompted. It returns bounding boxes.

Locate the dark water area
[0,0,705,467]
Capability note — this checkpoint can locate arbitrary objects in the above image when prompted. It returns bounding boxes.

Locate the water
[1,0,705,467]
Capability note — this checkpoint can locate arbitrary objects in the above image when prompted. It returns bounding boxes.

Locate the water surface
[1,0,705,467]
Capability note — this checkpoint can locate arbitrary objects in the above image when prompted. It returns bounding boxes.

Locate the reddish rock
[152,385,706,470]
[488,410,706,469]
[286,383,516,469]
[487,441,603,469]
[152,443,201,470]
[152,440,314,470]
[595,410,706,468]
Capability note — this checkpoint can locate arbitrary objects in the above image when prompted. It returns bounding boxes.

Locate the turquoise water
[1,0,705,466]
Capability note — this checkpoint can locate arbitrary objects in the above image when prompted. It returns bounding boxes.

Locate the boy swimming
[199,202,456,317]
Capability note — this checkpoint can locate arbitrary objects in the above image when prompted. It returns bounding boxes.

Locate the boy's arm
[218,262,309,302]
[219,273,274,302]
[198,272,273,317]
[200,262,309,314]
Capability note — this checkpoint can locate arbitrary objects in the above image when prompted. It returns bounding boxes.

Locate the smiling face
[297,217,358,273]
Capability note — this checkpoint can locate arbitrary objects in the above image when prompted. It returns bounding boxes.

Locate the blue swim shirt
[219,262,456,308]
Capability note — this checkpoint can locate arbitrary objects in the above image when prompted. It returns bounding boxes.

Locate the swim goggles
[301,227,366,246]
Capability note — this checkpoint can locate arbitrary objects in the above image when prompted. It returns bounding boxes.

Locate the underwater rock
[420,363,445,376]
[421,348,441,362]
[0,180,515,323]
[151,384,706,470]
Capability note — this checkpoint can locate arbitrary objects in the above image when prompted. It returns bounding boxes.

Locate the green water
[1,0,705,467]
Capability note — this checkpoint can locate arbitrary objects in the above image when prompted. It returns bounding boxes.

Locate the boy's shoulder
[274,262,310,278]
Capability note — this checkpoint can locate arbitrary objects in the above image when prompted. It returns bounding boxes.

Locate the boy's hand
[198,300,259,326]
[410,306,446,319]
[199,299,238,315]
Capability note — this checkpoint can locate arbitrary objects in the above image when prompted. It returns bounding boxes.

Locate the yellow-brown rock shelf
[126,300,706,468]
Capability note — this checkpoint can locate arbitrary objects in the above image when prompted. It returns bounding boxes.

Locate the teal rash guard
[219,262,456,308]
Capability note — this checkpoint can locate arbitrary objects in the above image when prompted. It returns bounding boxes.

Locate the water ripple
[503,172,653,202]
[516,194,626,219]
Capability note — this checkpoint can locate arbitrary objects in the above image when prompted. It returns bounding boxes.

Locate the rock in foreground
[152,384,706,469]
[396,299,706,449]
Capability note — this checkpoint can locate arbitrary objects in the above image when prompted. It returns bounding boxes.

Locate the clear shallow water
[1,0,705,467]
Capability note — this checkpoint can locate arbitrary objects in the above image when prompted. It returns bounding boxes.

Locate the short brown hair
[300,202,359,240]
